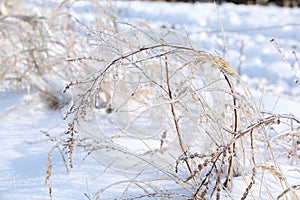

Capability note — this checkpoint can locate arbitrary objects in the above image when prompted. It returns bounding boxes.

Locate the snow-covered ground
[1,1,300,199]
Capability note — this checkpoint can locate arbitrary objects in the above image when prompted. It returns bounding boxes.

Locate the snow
[1,1,300,199]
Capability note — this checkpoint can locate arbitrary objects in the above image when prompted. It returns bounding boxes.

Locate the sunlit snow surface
[1,1,300,199]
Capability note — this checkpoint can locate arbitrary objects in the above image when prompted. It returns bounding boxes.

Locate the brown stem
[223,73,238,188]
[164,56,193,177]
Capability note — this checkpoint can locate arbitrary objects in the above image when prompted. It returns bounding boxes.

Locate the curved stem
[223,73,238,188]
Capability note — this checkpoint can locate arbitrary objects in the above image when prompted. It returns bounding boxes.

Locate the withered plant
[0,11,74,109]
[62,27,299,199]
[0,0,115,109]
[2,1,299,199]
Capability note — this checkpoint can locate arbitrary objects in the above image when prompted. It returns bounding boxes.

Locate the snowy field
[1,1,300,199]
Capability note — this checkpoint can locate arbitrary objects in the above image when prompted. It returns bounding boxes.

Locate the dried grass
[61,26,299,199]
[1,1,299,199]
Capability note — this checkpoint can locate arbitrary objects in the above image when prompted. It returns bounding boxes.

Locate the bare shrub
[0,14,70,108]
[0,1,100,109]
[61,27,300,199]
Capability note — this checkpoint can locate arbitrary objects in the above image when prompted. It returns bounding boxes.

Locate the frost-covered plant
[0,0,117,109]
[61,27,300,199]
[0,8,73,108]
[2,1,298,198]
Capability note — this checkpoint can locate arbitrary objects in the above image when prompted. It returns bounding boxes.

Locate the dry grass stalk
[277,184,300,200]
[46,147,54,200]
[256,165,285,180]
[211,52,237,76]
[56,0,118,33]
[273,132,300,141]
[271,38,300,84]
[45,137,70,200]
[292,51,300,84]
